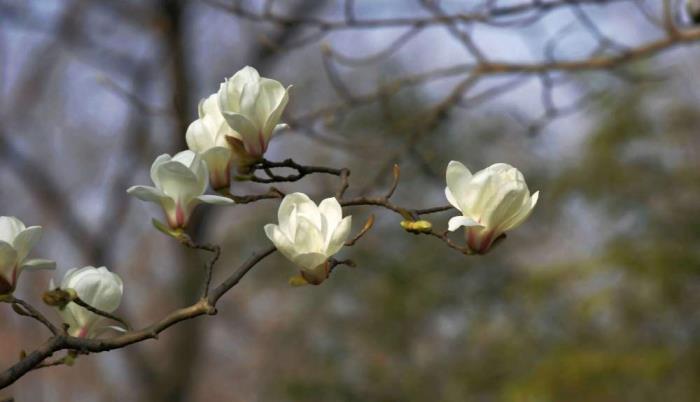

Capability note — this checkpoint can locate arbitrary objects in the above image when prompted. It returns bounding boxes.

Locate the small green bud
[400,220,433,234]
[42,288,75,309]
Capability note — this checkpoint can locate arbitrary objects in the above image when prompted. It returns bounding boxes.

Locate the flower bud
[217,66,290,162]
[445,161,539,254]
[51,266,123,338]
[400,220,433,234]
[264,193,351,285]
[186,94,236,189]
[127,151,234,229]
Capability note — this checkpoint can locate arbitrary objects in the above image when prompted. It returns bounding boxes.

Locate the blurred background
[1,0,700,401]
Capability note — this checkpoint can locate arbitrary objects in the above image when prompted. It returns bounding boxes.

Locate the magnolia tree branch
[0,244,276,389]
[0,156,465,389]
[5,0,698,392]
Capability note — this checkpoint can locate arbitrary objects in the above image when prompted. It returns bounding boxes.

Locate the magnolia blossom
[186,93,236,189]
[445,161,539,254]
[217,66,290,160]
[0,216,55,295]
[53,266,123,338]
[127,150,234,229]
[264,193,352,285]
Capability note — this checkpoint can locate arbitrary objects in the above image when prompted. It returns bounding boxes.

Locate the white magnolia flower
[53,266,123,338]
[0,216,55,295]
[127,150,234,229]
[186,93,236,189]
[264,193,352,285]
[217,66,290,160]
[445,161,539,254]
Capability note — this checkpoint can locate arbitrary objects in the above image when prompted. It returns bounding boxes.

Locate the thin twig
[72,297,131,331]
[178,235,222,299]
[4,296,59,335]
[345,214,375,247]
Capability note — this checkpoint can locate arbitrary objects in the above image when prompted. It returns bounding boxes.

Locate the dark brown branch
[4,296,59,335]
[250,158,344,183]
[0,245,278,389]
[345,214,375,247]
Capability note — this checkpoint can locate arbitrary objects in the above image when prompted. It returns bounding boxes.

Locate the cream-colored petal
[196,195,235,205]
[221,112,263,157]
[277,193,314,237]
[149,154,172,189]
[239,80,263,127]
[481,183,529,229]
[127,185,168,204]
[20,258,56,271]
[0,216,25,244]
[292,252,328,272]
[318,197,343,229]
[260,83,289,139]
[447,215,481,232]
[294,216,325,255]
[12,226,42,263]
[500,190,539,232]
[0,241,18,279]
[66,266,123,313]
[445,160,472,207]
[155,160,201,203]
[201,147,233,189]
[326,216,352,256]
[186,119,216,152]
[264,224,297,262]
[444,187,461,212]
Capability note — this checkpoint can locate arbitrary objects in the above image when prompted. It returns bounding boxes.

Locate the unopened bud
[42,288,76,309]
[400,220,433,234]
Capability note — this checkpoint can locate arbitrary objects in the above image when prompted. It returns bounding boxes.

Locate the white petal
[221,112,263,156]
[20,258,56,271]
[231,66,261,89]
[481,183,529,229]
[326,216,352,256]
[155,161,201,203]
[318,197,343,229]
[60,267,80,288]
[272,123,289,136]
[239,80,262,126]
[0,241,18,279]
[260,81,289,138]
[445,161,472,212]
[171,150,197,167]
[292,252,328,272]
[66,266,123,313]
[196,195,235,205]
[447,215,481,232]
[264,224,297,262]
[199,92,221,118]
[12,226,42,263]
[0,216,25,244]
[186,119,216,152]
[201,147,233,172]
[294,216,325,255]
[127,185,168,204]
[277,193,314,237]
[149,154,172,189]
[444,187,461,212]
[500,190,539,232]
